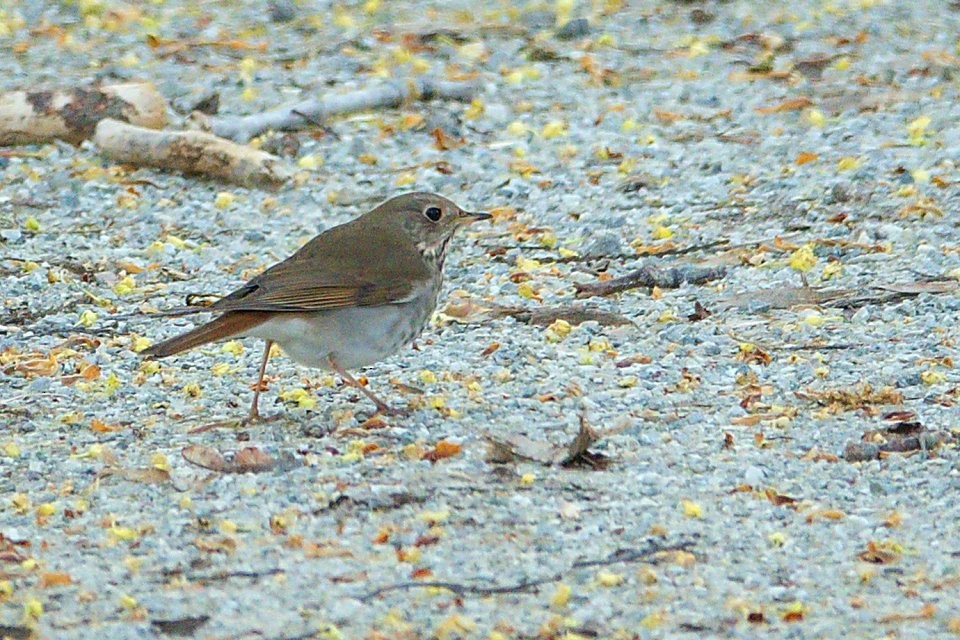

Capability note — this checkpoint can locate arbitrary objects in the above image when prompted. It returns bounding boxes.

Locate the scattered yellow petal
[907,115,931,146]
[150,452,170,471]
[836,156,862,171]
[112,275,136,296]
[221,341,244,356]
[23,216,41,232]
[640,612,666,629]
[550,583,571,608]
[806,109,826,127]
[545,319,571,342]
[418,369,438,384]
[211,362,231,376]
[788,244,817,272]
[297,154,322,170]
[651,225,673,240]
[130,335,151,353]
[506,120,528,136]
[23,598,43,620]
[921,370,945,385]
[109,526,138,541]
[214,192,236,209]
[520,473,535,485]
[596,570,625,587]
[119,594,138,610]
[681,499,702,518]
[542,120,567,139]
[3,442,20,458]
[464,98,484,119]
[79,309,98,328]
[395,172,416,186]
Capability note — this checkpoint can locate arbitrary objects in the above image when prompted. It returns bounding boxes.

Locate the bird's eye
[424,206,443,222]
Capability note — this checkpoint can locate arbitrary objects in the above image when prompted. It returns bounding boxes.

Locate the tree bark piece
[0,83,167,146]
[93,119,292,188]
[198,77,478,142]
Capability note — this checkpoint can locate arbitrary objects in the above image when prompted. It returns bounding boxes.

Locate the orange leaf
[39,572,72,588]
[431,127,465,151]
[15,353,58,377]
[91,419,122,433]
[421,440,462,463]
[653,108,684,123]
[755,97,813,114]
[410,567,433,579]
[481,342,500,357]
[795,151,818,165]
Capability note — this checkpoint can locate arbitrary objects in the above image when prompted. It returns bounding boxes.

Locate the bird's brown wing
[207,222,431,313]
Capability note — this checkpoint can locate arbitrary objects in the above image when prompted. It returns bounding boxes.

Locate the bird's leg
[246,340,273,422]
[189,340,277,434]
[326,355,408,416]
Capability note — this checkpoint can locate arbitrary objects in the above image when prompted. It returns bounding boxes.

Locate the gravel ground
[2,1,960,638]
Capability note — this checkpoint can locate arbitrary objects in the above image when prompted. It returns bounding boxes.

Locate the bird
[143,192,489,422]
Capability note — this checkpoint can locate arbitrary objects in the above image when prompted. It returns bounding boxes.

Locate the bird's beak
[458,210,492,225]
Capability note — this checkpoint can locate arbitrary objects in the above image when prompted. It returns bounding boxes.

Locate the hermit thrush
[143,192,489,420]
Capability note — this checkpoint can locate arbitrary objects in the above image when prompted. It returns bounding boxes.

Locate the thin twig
[356,538,696,602]
[575,265,727,298]
[205,77,477,142]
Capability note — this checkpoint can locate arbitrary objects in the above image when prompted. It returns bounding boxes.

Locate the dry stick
[357,538,696,602]
[202,77,478,143]
[575,264,727,298]
[554,238,732,264]
[0,82,166,146]
[93,119,292,188]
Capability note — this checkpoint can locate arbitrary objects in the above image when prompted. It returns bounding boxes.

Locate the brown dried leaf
[484,415,629,466]
[421,440,462,463]
[878,603,935,623]
[431,127,465,150]
[859,540,899,564]
[795,383,903,411]
[754,96,813,113]
[38,572,72,588]
[122,467,171,484]
[764,488,798,507]
[181,445,277,474]
[193,536,237,554]
[13,353,59,377]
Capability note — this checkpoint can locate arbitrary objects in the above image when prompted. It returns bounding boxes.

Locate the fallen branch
[491,304,633,327]
[357,538,696,602]
[574,264,727,298]
[93,119,292,187]
[0,82,166,146]
[197,77,478,142]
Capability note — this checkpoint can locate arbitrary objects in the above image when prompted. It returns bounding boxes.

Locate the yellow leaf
[79,309,98,328]
[806,109,826,127]
[214,192,236,209]
[221,341,244,356]
[542,120,567,139]
[836,156,862,171]
[550,583,571,608]
[681,499,702,518]
[297,154,322,170]
[596,570,625,586]
[788,244,817,272]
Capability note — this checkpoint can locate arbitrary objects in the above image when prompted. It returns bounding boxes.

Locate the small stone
[556,18,590,40]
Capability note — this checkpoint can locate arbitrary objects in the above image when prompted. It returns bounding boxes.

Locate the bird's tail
[142,312,270,358]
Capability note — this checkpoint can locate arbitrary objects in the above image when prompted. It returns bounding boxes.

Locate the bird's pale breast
[247,276,442,370]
